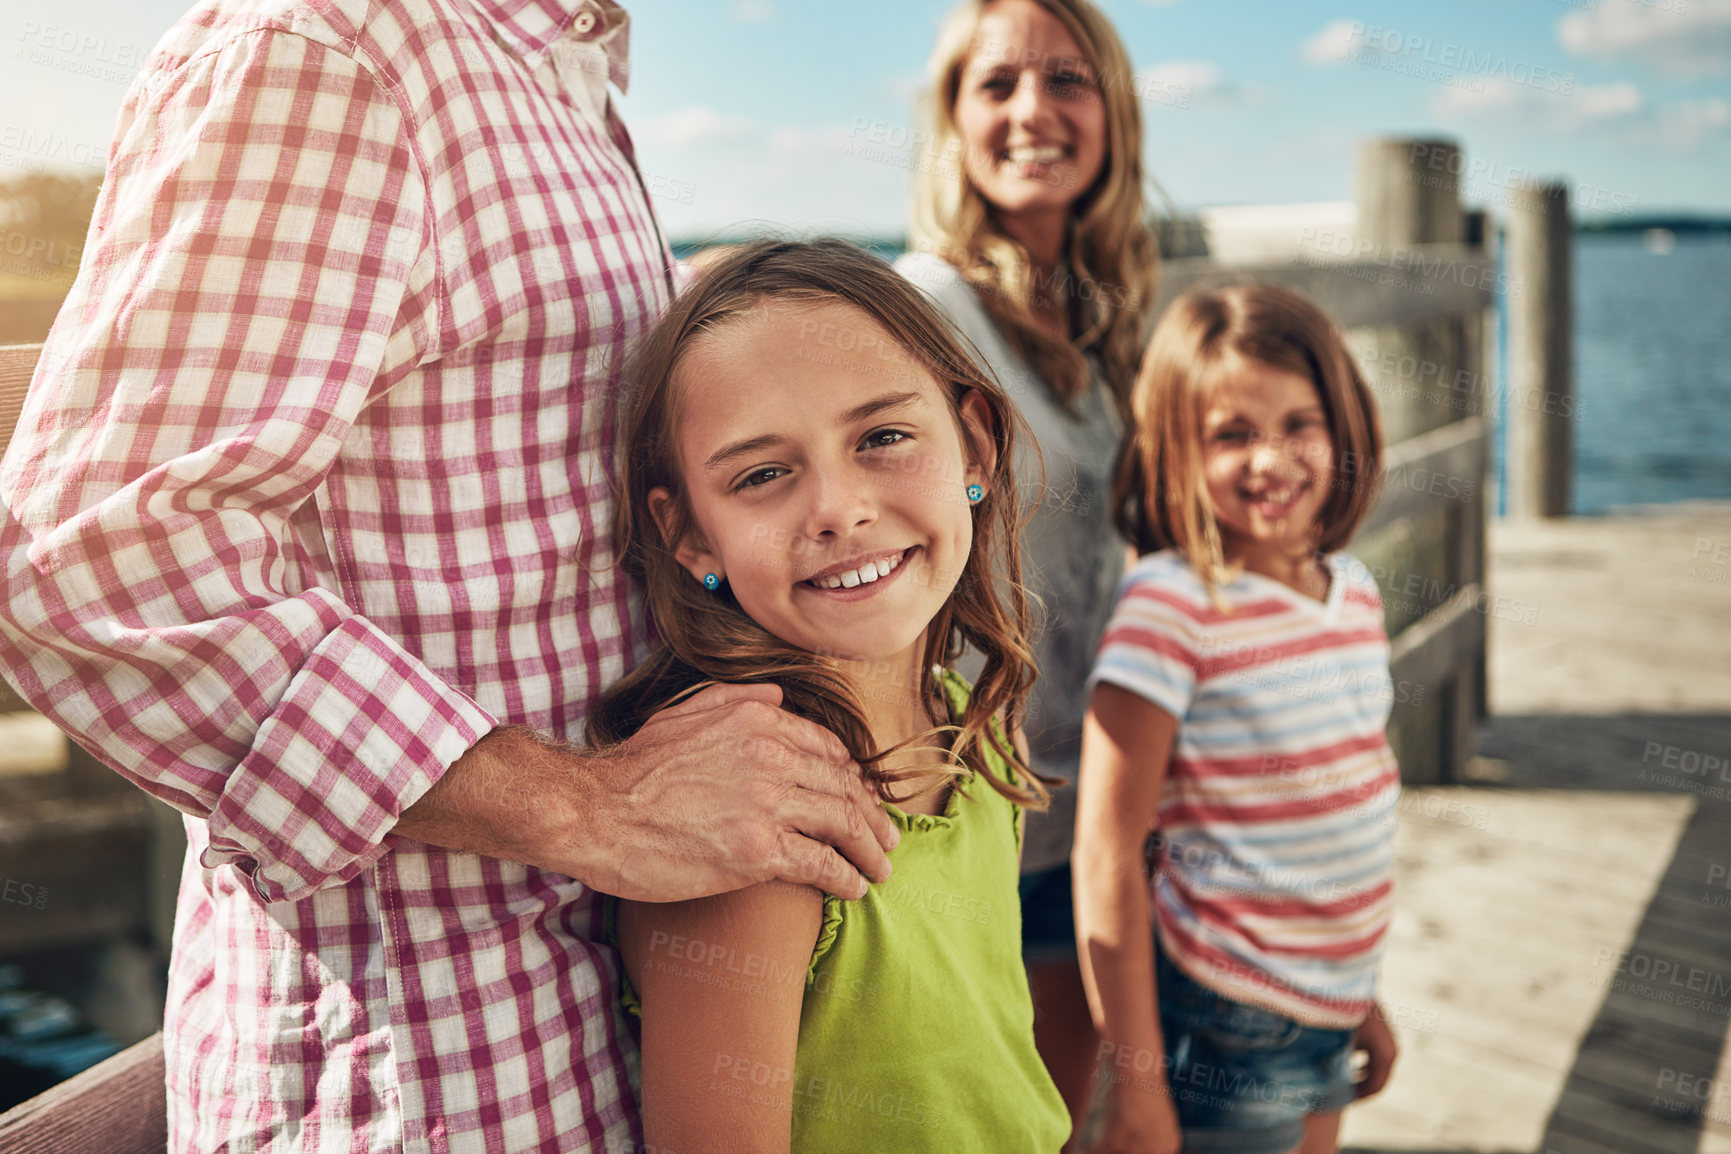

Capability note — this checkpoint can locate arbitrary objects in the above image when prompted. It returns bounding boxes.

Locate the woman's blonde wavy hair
[587,239,1050,811]
[909,0,1158,409]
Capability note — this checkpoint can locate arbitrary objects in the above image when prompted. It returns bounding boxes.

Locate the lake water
[1501,232,1731,515]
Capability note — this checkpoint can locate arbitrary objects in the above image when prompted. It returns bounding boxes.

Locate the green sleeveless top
[622,670,1069,1153]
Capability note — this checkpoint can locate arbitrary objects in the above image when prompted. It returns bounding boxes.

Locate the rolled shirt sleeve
[0,29,495,903]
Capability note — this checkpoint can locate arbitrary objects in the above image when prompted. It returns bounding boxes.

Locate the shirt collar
[465,0,631,93]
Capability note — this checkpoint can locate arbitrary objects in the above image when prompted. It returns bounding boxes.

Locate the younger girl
[592,240,1069,1153]
[1073,284,1400,1154]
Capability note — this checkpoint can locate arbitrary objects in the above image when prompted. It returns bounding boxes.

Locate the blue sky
[7,0,1729,238]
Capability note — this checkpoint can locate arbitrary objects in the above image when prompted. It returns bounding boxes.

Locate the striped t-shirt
[1087,549,1401,1029]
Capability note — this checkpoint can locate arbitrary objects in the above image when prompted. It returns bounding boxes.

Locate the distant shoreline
[1573,215,1731,237]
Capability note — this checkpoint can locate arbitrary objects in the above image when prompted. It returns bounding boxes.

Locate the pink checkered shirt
[0,0,671,1148]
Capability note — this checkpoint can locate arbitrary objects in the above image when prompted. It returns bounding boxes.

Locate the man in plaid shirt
[0,0,898,1150]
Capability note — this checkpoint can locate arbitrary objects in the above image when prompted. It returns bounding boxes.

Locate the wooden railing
[0,1034,166,1154]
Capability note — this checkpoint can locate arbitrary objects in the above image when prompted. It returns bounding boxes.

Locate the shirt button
[572,10,597,34]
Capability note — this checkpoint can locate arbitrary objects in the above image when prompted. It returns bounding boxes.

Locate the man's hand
[397,682,899,902]
[1352,1002,1398,1100]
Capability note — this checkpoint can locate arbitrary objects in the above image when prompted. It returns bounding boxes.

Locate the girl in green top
[588,240,1069,1153]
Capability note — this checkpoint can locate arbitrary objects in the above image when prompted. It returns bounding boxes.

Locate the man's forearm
[396,725,606,883]
[391,683,898,904]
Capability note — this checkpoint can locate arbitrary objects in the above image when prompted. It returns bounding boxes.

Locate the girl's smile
[799,545,916,594]
[653,300,991,672]
[1202,351,1336,574]
[1238,482,1310,519]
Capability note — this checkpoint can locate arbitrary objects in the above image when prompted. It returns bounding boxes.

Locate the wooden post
[1354,138,1482,786]
[1355,137,1464,249]
[1353,138,1466,445]
[1464,210,1492,723]
[1507,181,1574,518]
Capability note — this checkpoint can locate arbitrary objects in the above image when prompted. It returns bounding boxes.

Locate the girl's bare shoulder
[618,881,826,994]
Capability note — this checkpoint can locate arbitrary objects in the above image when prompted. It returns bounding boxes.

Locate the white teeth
[1007,145,1064,163]
[811,551,904,591]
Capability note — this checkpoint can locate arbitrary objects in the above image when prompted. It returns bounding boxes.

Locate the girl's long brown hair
[1114,282,1385,595]
[587,239,1049,810]
[910,0,1158,410]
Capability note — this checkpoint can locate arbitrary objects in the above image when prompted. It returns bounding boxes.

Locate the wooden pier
[1343,501,1731,1154]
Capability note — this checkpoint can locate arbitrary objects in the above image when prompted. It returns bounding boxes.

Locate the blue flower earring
[966,483,985,504]
[702,573,720,590]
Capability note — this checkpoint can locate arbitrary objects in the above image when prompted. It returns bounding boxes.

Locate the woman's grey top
[895,251,1128,874]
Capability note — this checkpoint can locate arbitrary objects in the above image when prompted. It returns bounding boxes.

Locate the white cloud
[635,106,754,148]
[1302,19,1368,66]
[1135,59,1251,110]
[729,0,775,24]
[1433,78,1644,129]
[1430,81,1516,117]
[1432,78,1728,149]
[1558,0,1731,78]
[1659,97,1731,143]
[1575,81,1644,119]
[1140,60,1222,92]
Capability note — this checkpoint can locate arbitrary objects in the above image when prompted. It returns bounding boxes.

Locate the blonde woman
[896,0,1158,1141]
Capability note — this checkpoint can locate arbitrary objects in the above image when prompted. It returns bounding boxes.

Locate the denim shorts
[1153,945,1356,1154]
[1017,863,1078,966]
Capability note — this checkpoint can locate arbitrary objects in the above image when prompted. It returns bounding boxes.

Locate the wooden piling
[1507,181,1574,519]
[1351,137,1488,786]
[1352,137,1466,444]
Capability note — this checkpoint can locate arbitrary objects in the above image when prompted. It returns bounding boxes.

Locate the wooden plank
[0,347,45,710]
[1478,714,1731,794]
[1360,415,1488,540]
[1353,509,1731,1149]
[0,343,41,457]
[1389,582,1487,700]
[1158,244,1495,330]
[1487,507,1731,715]
[0,1032,165,1154]
[0,344,41,710]
[1339,789,1694,1154]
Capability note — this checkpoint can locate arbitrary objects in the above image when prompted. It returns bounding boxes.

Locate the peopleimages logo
[1345,23,1577,94]
[0,124,105,171]
[1,877,48,910]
